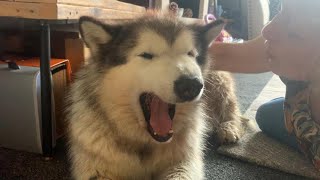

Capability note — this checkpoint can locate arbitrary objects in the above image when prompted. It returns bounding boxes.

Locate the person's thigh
[255,97,300,150]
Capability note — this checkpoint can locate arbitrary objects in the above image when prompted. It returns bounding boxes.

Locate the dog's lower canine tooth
[154,132,157,136]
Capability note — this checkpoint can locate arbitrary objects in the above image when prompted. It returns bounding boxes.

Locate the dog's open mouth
[139,93,175,143]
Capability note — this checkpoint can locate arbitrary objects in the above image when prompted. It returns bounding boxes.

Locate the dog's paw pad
[216,122,241,144]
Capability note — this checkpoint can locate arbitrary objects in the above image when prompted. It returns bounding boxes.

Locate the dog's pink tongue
[150,96,172,136]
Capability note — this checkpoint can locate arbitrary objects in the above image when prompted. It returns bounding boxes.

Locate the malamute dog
[67,14,245,180]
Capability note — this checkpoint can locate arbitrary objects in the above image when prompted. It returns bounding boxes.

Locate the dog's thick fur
[67,14,245,180]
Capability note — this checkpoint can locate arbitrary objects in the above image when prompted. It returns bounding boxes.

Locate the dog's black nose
[174,76,203,102]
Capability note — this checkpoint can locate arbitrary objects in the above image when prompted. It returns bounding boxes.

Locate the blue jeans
[255,97,300,150]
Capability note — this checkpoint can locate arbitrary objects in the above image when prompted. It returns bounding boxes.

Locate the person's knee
[255,103,272,130]
[255,98,284,131]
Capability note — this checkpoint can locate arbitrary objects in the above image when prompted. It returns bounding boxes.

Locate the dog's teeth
[154,132,157,136]
[169,130,173,134]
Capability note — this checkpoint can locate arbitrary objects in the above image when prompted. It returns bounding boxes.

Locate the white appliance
[0,64,56,153]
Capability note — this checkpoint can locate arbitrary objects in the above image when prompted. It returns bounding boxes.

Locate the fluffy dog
[66,14,245,180]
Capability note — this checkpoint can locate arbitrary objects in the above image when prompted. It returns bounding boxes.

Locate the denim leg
[255,97,300,150]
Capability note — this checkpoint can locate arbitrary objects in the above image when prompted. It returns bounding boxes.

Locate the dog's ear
[79,16,118,50]
[201,19,225,46]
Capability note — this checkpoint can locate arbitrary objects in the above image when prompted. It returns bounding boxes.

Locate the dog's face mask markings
[79,16,224,143]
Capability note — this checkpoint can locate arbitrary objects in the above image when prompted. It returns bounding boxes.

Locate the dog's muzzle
[174,76,203,102]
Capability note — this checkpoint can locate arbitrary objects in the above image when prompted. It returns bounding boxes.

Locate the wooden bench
[0,0,146,19]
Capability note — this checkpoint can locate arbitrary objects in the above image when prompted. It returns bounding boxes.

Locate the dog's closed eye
[139,52,154,60]
[187,51,195,57]
[187,50,198,58]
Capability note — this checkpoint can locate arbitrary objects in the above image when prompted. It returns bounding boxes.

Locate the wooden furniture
[0,0,145,19]
[0,0,146,158]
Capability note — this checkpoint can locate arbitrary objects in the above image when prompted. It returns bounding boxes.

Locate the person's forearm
[210,35,270,73]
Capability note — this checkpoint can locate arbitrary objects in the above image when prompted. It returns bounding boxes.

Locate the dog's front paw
[216,121,242,144]
[164,174,191,180]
